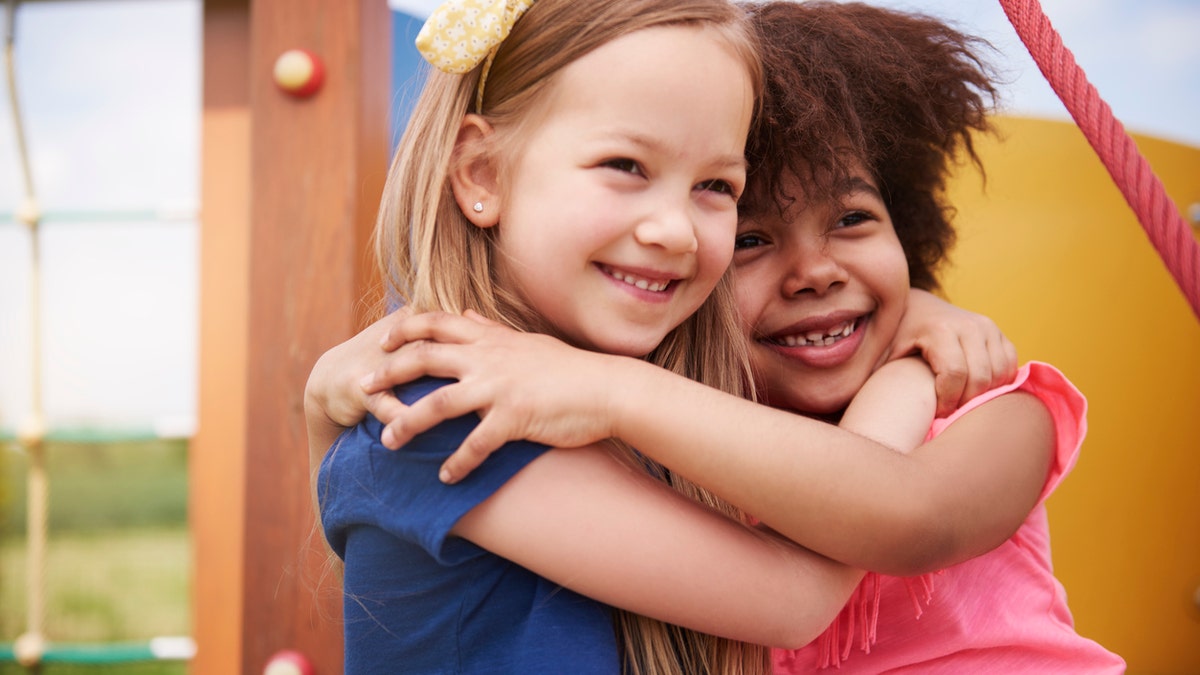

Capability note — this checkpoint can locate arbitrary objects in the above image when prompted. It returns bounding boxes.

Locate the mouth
[764,317,861,348]
[597,263,676,293]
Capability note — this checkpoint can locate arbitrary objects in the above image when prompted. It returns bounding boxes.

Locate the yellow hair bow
[416,0,536,111]
[416,0,535,73]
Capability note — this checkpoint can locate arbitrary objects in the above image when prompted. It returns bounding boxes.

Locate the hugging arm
[304,291,1014,467]
[454,354,934,647]
[455,443,853,649]
[359,311,1049,576]
[595,352,1052,575]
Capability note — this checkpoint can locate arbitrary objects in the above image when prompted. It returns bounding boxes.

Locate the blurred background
[0,0,1196,673]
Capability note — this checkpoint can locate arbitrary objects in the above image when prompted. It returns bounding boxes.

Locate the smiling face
[487,25,754,357]
[733,170,910,415]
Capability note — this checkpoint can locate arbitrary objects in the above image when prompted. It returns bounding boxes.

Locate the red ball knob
[273,49,325,98]
[263,649,315,675]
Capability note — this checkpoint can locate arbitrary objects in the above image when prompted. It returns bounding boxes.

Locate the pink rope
[1000,0,1200,320]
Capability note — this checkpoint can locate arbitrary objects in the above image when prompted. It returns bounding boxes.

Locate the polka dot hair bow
[416,0,536,110]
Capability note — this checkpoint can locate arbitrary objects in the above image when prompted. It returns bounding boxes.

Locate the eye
[601,158,643,176]
[835,210,873,229]
[696,178,738,198]
[734,232,768,250]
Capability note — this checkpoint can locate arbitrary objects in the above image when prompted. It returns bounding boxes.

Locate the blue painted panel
[390,10,429,146]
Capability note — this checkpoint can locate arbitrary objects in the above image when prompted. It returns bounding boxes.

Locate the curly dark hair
[739,1,999,291]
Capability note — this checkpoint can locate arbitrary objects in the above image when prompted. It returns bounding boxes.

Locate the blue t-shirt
[319,377,620,674]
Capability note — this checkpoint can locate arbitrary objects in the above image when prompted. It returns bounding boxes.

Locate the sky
[0,0,1197,435]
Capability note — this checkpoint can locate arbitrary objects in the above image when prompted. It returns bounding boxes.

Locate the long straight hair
[372,0,769,673]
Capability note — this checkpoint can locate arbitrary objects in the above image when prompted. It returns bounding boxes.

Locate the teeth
[774,320,856,347]
[605,267,670,292]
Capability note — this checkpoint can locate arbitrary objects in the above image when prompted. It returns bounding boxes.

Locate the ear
[449,114,501,229]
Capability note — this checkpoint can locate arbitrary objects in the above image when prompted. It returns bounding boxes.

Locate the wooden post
[192,2,251,672]
[193,1,390,673]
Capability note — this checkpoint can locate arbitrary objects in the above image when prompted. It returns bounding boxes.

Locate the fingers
[379,378,494,449]
[361,338,476,395]
[994,334,1019,385]
[377,381,514,485]
[438,423,510,484]
[930,350,969,418]
[956,316,1019,404]
[957,329,996,410]
[363,389,406,426]
[931,321,1020,416]
[380,311,490,351]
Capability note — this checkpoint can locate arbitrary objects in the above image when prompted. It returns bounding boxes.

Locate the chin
[586,335,661,359]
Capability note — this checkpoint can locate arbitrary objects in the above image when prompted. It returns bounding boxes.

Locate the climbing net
[2,1,194,669]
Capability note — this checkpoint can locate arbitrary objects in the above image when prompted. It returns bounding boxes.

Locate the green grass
[0,528,190,641]
[1,440,188,534]
[0,658,184,667]
[0,662,185,675]
[0,440,190,672]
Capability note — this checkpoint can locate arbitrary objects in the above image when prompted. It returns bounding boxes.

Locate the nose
[634,203,699,255]
[781,236,847,297]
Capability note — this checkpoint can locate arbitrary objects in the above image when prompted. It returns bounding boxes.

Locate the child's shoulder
[933,361,1086,504]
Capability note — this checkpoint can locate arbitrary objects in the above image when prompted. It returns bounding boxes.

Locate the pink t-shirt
[773,362,1125,673]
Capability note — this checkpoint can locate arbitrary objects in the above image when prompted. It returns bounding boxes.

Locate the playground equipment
[1000,0,1199,318]
[2,0,195,668]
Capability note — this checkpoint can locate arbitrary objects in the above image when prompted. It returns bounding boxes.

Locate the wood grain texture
[195,1,390,672]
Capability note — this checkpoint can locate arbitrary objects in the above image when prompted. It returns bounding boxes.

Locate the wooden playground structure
[191,1,389,672]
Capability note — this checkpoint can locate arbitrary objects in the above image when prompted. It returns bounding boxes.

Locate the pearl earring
[472,201,484,213]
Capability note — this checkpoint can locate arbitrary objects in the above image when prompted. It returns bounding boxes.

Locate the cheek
[883,248,911,299]
[868,234,910,297]
[731,265,767,333]
[697,224,736,278]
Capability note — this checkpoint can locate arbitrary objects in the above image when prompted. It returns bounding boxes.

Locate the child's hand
[892,290,1017,417]
[304,309,412,460]
[363,311,625,483]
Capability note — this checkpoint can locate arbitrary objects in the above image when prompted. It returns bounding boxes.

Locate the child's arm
[365,311,1050,576]
[453,356,931,645]
[577,349,1051,576]
[840,356,937,454]
[449,441,858,649]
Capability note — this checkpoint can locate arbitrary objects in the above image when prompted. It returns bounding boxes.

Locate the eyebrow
[837,176,884,200]
[598,129,750,172]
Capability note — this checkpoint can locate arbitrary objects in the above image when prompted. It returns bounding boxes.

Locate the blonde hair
[373,1,768,672]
